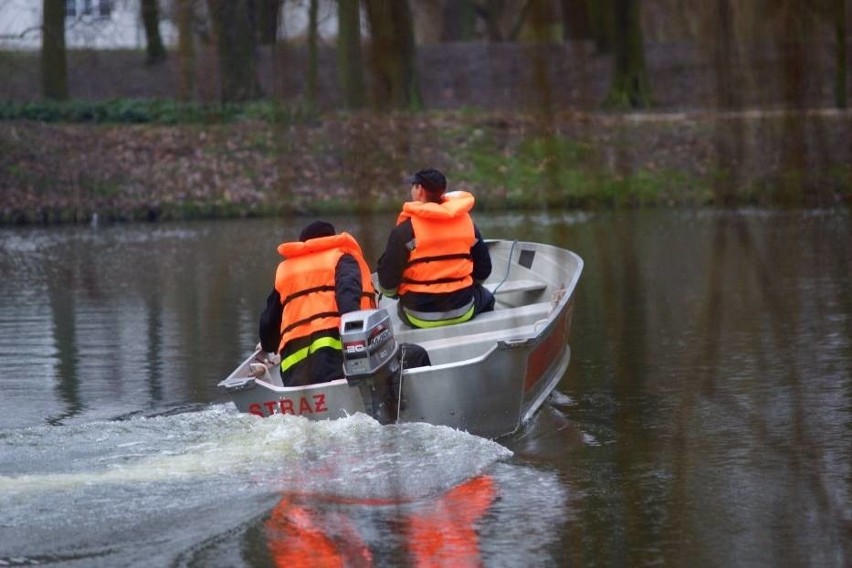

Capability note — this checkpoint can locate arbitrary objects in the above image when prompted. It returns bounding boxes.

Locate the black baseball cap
[404,168,446,194]
[299,220,335,241]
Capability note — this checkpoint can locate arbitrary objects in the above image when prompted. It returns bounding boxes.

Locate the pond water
[0,208,849,566]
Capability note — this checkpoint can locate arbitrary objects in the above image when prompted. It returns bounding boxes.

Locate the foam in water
[0,405,512,502]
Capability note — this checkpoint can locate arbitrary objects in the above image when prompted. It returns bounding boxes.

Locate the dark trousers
[398,283,495,328]
[400,342,431,369]
[472,283,495,315]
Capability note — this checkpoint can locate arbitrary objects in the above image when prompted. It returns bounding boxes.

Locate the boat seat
[404,302,551,365]
[395,301,554,365]
[485,279,548,295]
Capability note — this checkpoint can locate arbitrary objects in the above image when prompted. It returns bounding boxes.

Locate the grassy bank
[1,103,849,225]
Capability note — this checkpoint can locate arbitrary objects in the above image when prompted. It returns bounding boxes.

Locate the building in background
[0,0,337,51]
[0,0,177,49]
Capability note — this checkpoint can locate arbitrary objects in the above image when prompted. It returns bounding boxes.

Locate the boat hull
[397,296,575,438]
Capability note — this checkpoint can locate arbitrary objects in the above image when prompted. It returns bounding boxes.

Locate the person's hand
[254,343,279,365]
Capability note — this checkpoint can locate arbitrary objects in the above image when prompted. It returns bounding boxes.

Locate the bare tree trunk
[306,0,319,109]
[475,0,507,41]
[528,0,556,110]
[521,0,561,41]
[442,0,476,41]
[778,0,809,110]
[411,0,444,44]
[711,0,739,110]
[560,0,593,41]
[587,0,614,52]
[176,0,195,100]
[528,0,561,207]
[257,0,281,45]
[337,0,366,109]
[141,0,168,65]
[777,0,810,204]
[41,0,67,100]
[363,0,422,110]
[834,0,847,108]
[708,0,744,206]
[207,0,263,102]
[604,0,650,108]
[475,0,529,41]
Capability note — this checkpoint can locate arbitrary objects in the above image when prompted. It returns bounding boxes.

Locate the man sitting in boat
[258,221,376,386]
[376,168,495,328]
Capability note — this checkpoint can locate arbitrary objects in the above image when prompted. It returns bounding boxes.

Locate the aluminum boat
[218,239,583,439]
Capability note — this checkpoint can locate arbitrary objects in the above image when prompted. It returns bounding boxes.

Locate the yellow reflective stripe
[379,284,398,298]
[404,299,474,321]
[404,304,475,329]
[280,336,343,372]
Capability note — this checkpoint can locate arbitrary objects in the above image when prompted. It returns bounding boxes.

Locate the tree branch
[0,25,43,40]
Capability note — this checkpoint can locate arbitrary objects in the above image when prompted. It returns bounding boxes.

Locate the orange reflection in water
[265,475,496,567]
[405,475,496,567]
[266,496,373,567]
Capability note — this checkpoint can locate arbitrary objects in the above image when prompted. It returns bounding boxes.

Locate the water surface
[0,209,849,566]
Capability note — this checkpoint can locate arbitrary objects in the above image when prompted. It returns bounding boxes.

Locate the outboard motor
[340,308,402,424]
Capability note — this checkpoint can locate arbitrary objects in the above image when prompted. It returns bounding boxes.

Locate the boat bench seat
[485,279,548,295]
[397,301,554,366]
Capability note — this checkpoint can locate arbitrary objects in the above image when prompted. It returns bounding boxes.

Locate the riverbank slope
[1,108,849,225]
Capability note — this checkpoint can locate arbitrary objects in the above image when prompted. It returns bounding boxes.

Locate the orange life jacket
[274,232,375,356]
[396,191,476,296]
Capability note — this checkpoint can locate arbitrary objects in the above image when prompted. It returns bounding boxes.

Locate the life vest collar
[397,191,475,225]
[277,232,362,259]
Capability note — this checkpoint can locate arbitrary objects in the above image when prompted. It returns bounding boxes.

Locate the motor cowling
[340,308,399,379]
[339,308,401,423]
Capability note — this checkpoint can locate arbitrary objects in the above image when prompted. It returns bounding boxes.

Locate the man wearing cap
[258,220,376,386]
[377,168,495,328]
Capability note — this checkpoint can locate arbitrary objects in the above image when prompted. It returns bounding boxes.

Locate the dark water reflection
[0,209,849,566]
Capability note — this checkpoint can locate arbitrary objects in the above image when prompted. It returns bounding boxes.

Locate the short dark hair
[405,168,446,194]
[299,220,335,241]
